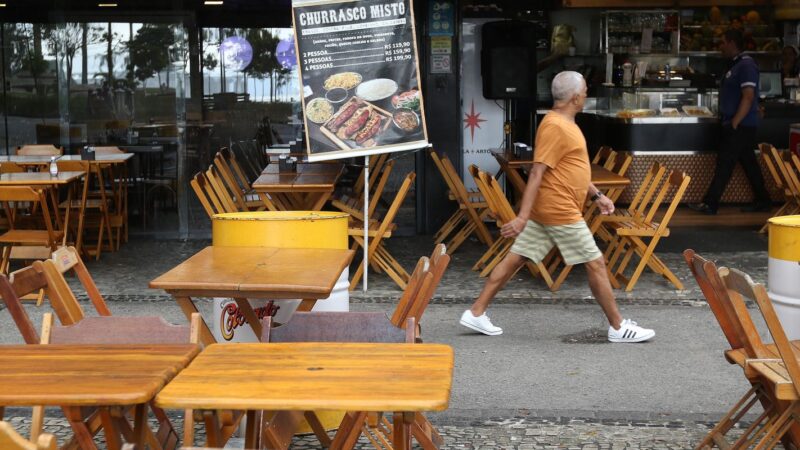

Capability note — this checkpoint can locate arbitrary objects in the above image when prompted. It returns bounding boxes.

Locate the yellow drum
[211,211,350,433]
[768,215,800,340]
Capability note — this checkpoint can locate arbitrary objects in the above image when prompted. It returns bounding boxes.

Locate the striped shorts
[510,220,602,266]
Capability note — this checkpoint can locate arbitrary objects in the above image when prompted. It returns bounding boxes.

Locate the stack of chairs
[760,143,800,233]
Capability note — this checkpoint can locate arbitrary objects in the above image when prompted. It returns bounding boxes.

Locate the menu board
[292,0,429,162]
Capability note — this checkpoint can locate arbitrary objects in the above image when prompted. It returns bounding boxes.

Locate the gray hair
[551,71,585,102]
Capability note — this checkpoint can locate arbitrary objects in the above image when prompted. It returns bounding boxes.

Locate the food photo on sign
[292,0,428,161]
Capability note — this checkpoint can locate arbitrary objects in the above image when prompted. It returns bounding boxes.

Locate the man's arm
[732,86,755,129]
[500,163,547,238]
[588,183,615,215]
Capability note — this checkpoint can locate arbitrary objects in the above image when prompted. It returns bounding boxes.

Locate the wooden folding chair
[191,171,230,219]
[15,145,62,156]
[759,144,799,233]
[55,160,116,260]
[428,149,492,254]
[349,172,415,290]
[353,153,389,200]
[213,149,265,211]
[468,165,554,287]
[718,267,800,449]
[602,169,690,291]
[684,250,787,450]
[0,421,56,450]
[230,141,263,183]
[204,165,245,213]
[31,313,201,450]
[0,186,63,274]
[333,159,395,221]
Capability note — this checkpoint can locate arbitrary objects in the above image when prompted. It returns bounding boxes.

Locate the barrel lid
[212,211,349,221]
[768,215,800,228]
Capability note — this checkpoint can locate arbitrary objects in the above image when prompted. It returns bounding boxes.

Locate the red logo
[220,301,280,341]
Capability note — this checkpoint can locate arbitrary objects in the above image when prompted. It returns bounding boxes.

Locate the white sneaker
[608,319,655,343]
[460,310,503,336]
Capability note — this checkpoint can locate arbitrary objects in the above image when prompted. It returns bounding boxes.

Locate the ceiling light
[98,2,118,6]
[204,0,223,4]
[0,4,7,7]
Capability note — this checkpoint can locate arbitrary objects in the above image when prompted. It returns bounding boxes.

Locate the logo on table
[220,301,280,341]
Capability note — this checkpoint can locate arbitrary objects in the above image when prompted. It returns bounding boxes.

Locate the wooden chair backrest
[0,186,58,241]
[389,256,433,328]
[263,311,413,344]
[406,243,450,326]
[759,143,786,194]
[55,160,90,173]
[642,169,691,228]
[627,162,667,218]
[219,147,252,191]
[770,146,800,200]
[713,266,772,360]
[354,153,388,198]
[721,267,800,394]
[0,268,49,344]
[204,165,240,213]
[478,169,515,224]
[92,146,124,155]
[429,149,459,195]
[16,145,62,156]
[683,249,744,350]
[190,171,227,218]
[0,162,25,173]
[229,142,262,182]
[213,153,248,210]
[611,152,633,178]
[469,165,499,221]
[365,172,415,252]
[366,159,395,217]
[592,146,617,167]
[43,312,200,345]
[440,154,477,205]
[0,421,56,450]
[40,246,112,318]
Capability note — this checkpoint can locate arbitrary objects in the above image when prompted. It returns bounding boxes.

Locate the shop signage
[292,0,429,162]
[428,1,454,36]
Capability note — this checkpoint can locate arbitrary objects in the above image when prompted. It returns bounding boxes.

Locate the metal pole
[363,155,369,292]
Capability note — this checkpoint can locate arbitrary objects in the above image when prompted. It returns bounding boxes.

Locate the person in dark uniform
[689,29,771,215]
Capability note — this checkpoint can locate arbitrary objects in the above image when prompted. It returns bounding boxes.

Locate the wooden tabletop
[492,151,629,187]
[0,154,133,165]
[252,163,344,193]
[0,344,199,406]
[0,171,85,186]
[155,343,454,412]
[149,246,355,299]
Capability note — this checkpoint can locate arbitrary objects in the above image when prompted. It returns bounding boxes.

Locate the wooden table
[155,343,454,450]
[252,163,344,211]
[149,246,355,346]
[0,344,199,450]
[492,151,630,193]
[0,153,134,166]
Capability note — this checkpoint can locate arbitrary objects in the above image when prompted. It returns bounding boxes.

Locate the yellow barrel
[212,211,348,249]
[768,215,800,340]
[211,211,349,433]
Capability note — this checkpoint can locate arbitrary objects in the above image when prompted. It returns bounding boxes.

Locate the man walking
[459,71,655,343]
[689,29,771,215]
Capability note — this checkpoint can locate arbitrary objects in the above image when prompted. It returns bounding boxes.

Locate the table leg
[235,298,264,342]
[0,406,4,420]
[202,410,222,448]
[297,299,316,312]
[308,191,333,211]
[63,406,99,450]
[244,410,260,450]
[99,408,122,450]
[132,403,156,450]
[392,412,414,450]
[174,296,216,346]
[76,167,91,255]
[62,182,73,247]
[258,192,279,211]
[47,187,63,231]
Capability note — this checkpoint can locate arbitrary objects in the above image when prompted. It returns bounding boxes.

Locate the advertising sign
[292,0,429,161]
[461,18,504,191]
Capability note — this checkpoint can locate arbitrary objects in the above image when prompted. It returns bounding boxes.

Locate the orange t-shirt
[529,112,590,226]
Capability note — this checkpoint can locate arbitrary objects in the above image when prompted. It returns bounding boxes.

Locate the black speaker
[481,21,537,100]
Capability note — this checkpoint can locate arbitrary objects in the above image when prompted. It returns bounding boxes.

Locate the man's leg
[702,127,739,212]
[470,252,526,316]
[584,256,623,329]
[736,127,772,206]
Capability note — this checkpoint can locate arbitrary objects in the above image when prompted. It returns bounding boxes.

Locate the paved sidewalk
[0,226,774,448]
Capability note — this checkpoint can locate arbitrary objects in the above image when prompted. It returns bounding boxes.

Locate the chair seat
[0,229,63,245]
[607,221,669,237]
[59,198,110,209]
